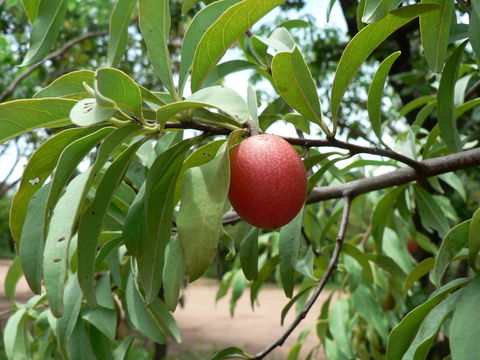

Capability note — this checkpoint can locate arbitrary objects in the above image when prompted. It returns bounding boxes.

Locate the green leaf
[342,243,374,284]
[371,186,404,251]
[239,227,259,281]
[250,255,279,308]
[18,184,50,294]
[45,126,115,221]
[399,95,437,117]
[414,186,450,237]
[178,0,242,95]
[148,299,181,343]
[4,257,23,304]
[78,137,146,307]
[3,308,29,360]
[43,171,92,316]
[386,277,468,360]
[420,0,454,73]
[403,257,435,294]
[211,347,253,360]
[34,70,95,98]
[204,60,257,88]
[281,284,315,326]
[468,207,480,271]
[181,0,201,14]
[437,40,467,152]
[82,307,117,341]
[66,319,96,360]
[362,0,395,23]
[125,272,167,344]
[0,98,75,145]
[95,273,115,309]
[470,5,480,61]
[367,51,401,143]
[178,131,241,281]
[96,67,143,119]
[403,290,461,360]
[21,0,67,66]
[163,235,185,311]
[351,284,389,340]
[330,4,438,126]
[123,184,146,257]
[138,139,194,304]
[271,47,328,135]
[279,207,305,298]
[113,336,134,360]
[364,253,406,280]
[432,219,470,287]
[138,0,175,94]
[191,0,284,91]
[247,85,258,125]
[69,98,116,126]
[107,0,136,67]
[328,299,353,357]
[57,274,82,346]
[157,86,249,124]
[22,0,39,23]
[450,274,480,359]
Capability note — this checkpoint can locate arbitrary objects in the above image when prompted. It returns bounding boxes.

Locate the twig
[465,79,480,101]
[456,0,472,12]
[253,196,352,360]
[0,30,108,102]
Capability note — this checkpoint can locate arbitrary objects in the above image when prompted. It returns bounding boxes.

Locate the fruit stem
[244,119,261,137]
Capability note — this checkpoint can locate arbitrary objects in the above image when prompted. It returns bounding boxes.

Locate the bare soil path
[0,260,325,359]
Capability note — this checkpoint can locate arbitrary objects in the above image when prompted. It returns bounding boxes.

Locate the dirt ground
[0,260,325,359]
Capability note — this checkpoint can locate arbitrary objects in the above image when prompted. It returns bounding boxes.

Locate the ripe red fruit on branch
[228,134,307,229]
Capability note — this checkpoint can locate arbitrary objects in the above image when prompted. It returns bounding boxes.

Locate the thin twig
[465,79,480,101]
[0,30,108,102]
[253,197,352,360]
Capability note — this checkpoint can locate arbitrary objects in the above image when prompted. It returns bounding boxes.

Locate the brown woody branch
[0,31,108,102]
[253,196,352,360]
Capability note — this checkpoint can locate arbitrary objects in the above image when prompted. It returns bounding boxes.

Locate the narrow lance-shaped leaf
[137,139,195,304]
[362,0,395,23]
[22,0,39,23]
[4,257,23,305]
[0,98,75,145]
[414,186,450,237]
[57,274,83,347]
[437,40,467,153]
[470,3,480,61]
[450,274,480,359]
[21,0,67,66]
[367,51,401,144]
[191,0,285,91]
[178,130,243,281]
[163,235,185,311]
[178,0,242,95]
[330,4,438,129]
[279,207,305,298]
[107,0,136,67]
[138,0,175,94]
[239,227,259,281]
[78,137,148,307]
[420,0,454,73]
[468,207,480,271]
[3,308,28,360]
[271,47,329,135]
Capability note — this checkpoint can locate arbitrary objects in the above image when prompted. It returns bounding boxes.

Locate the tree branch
[0,30,108,102]
[253,196,352,360]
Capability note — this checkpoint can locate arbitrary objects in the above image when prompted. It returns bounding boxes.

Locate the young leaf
[57,274,83,347]
[420,0,454,73]
[137,139,194,304]
[0,98,75,145]
[432,220,470,287]
[178,0,242,95]
[178,131,242,281]
[468,207,480,271]
[279,207,305,298]
[78,138,147,307]
[239,227,259,281]
[330,4,438,128]
[70,98,117,126]
[386,277,469,360]
[138,0,175,94]
[450,274,480,359]
[190,0,285,91]
[107,0,136,67]
[271,47,328,135]
[21,0,67,66]
[34,70,95,98]
[163,235,185,311]
[367,51,401,143]
[437,41,468,152]
[156,86,249,124]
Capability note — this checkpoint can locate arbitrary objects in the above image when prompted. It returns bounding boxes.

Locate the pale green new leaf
[0,98,75,145]
[138,0,175,94]
[70,98,116,126]
[272,47,328,135]
[437,41,467,152]
[21,0,67,66]
[367,51,401,143]
[191,0,284,91]
[420,0,454,73]
[107,0,136,67]
[330,4,438,127]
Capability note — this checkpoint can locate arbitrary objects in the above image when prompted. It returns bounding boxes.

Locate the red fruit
[407,239,418,255]
[228,134,307,229]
